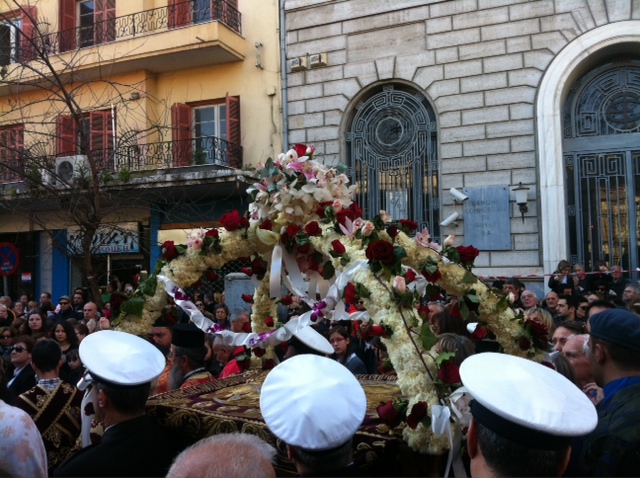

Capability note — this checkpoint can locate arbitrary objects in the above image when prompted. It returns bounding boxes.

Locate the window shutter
[19,6,37,62]
[0,125,24,181]
[94,0,116,45]
[226,94,241,168]
[168,0,191,29]
[171,103,192,167]
[90,109,113,169]
[56,116,76,157]
[59,0,77,52]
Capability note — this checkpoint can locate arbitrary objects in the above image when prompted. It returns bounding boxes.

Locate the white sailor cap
[260,354,366,451]
[460,353,597,449]
[77,330,165,391]
[289,319,333,355]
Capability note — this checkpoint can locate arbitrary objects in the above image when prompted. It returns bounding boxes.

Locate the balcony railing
[52,0,241,54]
[0,136,242,185]
[113,136,242,171]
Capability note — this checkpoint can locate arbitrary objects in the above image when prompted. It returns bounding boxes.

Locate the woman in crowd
[54,321,79,383]
[0,326,14,376]
[329,326,366,375]
[213,304,230,330]
[74,323,89,343]
[24,311,50,337]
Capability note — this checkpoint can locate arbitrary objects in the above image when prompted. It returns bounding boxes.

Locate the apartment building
[283,0,640,284]
[0,0,282,300]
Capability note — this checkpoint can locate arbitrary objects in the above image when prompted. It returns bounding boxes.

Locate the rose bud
[265,317,275,327]
[377,401,402,428]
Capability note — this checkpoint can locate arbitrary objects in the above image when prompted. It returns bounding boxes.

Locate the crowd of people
[0,259,639,476]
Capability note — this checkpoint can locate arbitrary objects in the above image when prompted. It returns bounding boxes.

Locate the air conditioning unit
[55,155,90,184]
[290,56,308,72]
[40,169,56,187]
[309,52,327,68]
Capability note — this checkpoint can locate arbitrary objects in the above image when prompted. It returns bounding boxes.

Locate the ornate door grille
[346,85,439,239]
[563,61,640,275]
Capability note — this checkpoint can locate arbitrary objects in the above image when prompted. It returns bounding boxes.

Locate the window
[168,0,239,30]
[171,95,241,168]
[0,6,37,65]
[59,0,115,52]
[0,125,24,183]
[56,110,114,169]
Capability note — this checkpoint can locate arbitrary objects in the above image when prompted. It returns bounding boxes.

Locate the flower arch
[116,145,546,454]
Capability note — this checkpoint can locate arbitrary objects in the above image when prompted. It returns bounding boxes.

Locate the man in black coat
[7,336,37,398]
[54,331,183,477]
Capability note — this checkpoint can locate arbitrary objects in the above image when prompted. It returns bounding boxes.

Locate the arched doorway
[563,60,640,274]
[345,84,439,238]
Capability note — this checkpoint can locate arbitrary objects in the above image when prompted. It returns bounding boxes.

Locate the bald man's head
[167,433,276,477]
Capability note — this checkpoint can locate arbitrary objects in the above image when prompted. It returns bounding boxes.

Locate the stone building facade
[283,0,640,284]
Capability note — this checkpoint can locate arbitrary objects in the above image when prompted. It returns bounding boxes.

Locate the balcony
[0,0,245,93]
[0,136,243,187]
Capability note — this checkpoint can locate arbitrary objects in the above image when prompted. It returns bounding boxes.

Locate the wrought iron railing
[111,136,242,171]
[55,0,241,53]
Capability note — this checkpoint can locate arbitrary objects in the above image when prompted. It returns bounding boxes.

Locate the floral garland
[116,144,546,454]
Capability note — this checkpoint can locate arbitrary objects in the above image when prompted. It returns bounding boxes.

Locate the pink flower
[332,200,343,214]
[361,221,375,237]
[416,227,441,250]
[191,238,203,251]
[444,234,456,247]
[393,276,406,294]
[380,210,392,222]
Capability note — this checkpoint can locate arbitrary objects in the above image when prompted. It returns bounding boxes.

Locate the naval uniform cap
[260,354,366,451]
[288,318,334,355]
[78,330,165,390]
[460,353,597,450]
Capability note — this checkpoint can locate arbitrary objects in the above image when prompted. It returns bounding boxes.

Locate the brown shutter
[19,6,37,62]
[171,103,192,167]
[59,0,76,52]
[226,94,241,168]
[0,125,24,182]
[168,0,190,30]
[90,109,113,169]
[56,116,76,157]
[94,0,116,45]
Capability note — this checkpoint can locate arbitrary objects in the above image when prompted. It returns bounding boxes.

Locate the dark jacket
[54,415,182,477]
[8,365,37,397]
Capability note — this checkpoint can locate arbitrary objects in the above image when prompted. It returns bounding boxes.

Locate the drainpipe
[279,0,288,151]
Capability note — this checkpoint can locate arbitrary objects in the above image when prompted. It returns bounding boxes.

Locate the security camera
[439,211,460,227]
[450,187,469,202]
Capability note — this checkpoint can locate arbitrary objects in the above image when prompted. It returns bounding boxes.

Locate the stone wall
[283,0,640,277]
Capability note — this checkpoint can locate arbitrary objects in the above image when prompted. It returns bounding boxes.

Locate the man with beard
[168,322,214,390]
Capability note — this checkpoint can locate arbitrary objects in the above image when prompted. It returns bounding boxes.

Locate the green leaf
[322,261,335,280]
[336,163,347,175]
[420,321,438,350]
[422,257,439,275]
[121,296,144,317]
[435,351,457,366]
[458,299,469,321]
[462,271,477,284]
[140,274,158,297]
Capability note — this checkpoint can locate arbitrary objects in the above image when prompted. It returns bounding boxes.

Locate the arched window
[563,59,640,273]
[346,84,439,238]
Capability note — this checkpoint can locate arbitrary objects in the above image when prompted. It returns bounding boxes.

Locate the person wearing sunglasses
[0,326,14,376]
[55,296,82,323]
[7,336,36,397]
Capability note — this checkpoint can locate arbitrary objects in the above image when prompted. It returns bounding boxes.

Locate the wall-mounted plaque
[463,186,511,250]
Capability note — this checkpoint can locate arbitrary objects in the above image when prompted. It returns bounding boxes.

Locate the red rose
[377,401,402,428]
[293,143,309,157]
[205,229,219,238]
[421,268,442,283]
[280,296,293,306]
[252,258,267,276]
[407,401,428,430]
[404,269,417,284]
[344,283,358,305]
[241,294,254,304]
[399,219,418,233]
[331,239,346,255]
[241,267,252,276]
[241,322,252,333]
[315,201,332,218]
[259,219,272,230]
[265,317,274,327]
[366,240,395,265]
[220,210,246,231]
[472,325,488,341]
[307,254,321,272]
[285,224,302,238]
[206,270,218,282]
[305,221,322,236]
[418,304,429,321]
[161,241,178,261]
[456,245,480,264]
[369,325,386,337]
[297,243,311,254]
[387,225,399,238]
[519,337,531,350]
[262,359,277,370]
[438,361,461,385]
[253,347,265,357]
[336,203,363,226]
[525,318,549,349]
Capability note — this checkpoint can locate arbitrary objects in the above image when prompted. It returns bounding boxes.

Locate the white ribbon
[431,388,470,478]
[269,244,284,299]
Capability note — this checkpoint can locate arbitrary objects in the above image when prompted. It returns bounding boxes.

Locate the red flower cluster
[365,240,395,265]
[398,219,419,233]
[220,210,249,231]
[264,317,274,327]
[241,294,254,304]
[456,245,480,264]
[336,202,363,227]
[161,241,178,261]
[406,401,428,430]
[403,269,417,284]
[205,229,219,238]
[377,400,403,428]
[304,221,322,236]
[438,361,462,385]
[331,239,346,255]
[259,219,273,230]
[421,268,442,283]
[344,283,358,305]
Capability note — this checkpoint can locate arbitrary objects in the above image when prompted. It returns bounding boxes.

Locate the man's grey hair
[230,308,250,324]
[167,432,276,477]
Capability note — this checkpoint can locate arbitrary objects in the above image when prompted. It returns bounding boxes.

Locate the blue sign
[0,243,20,277]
